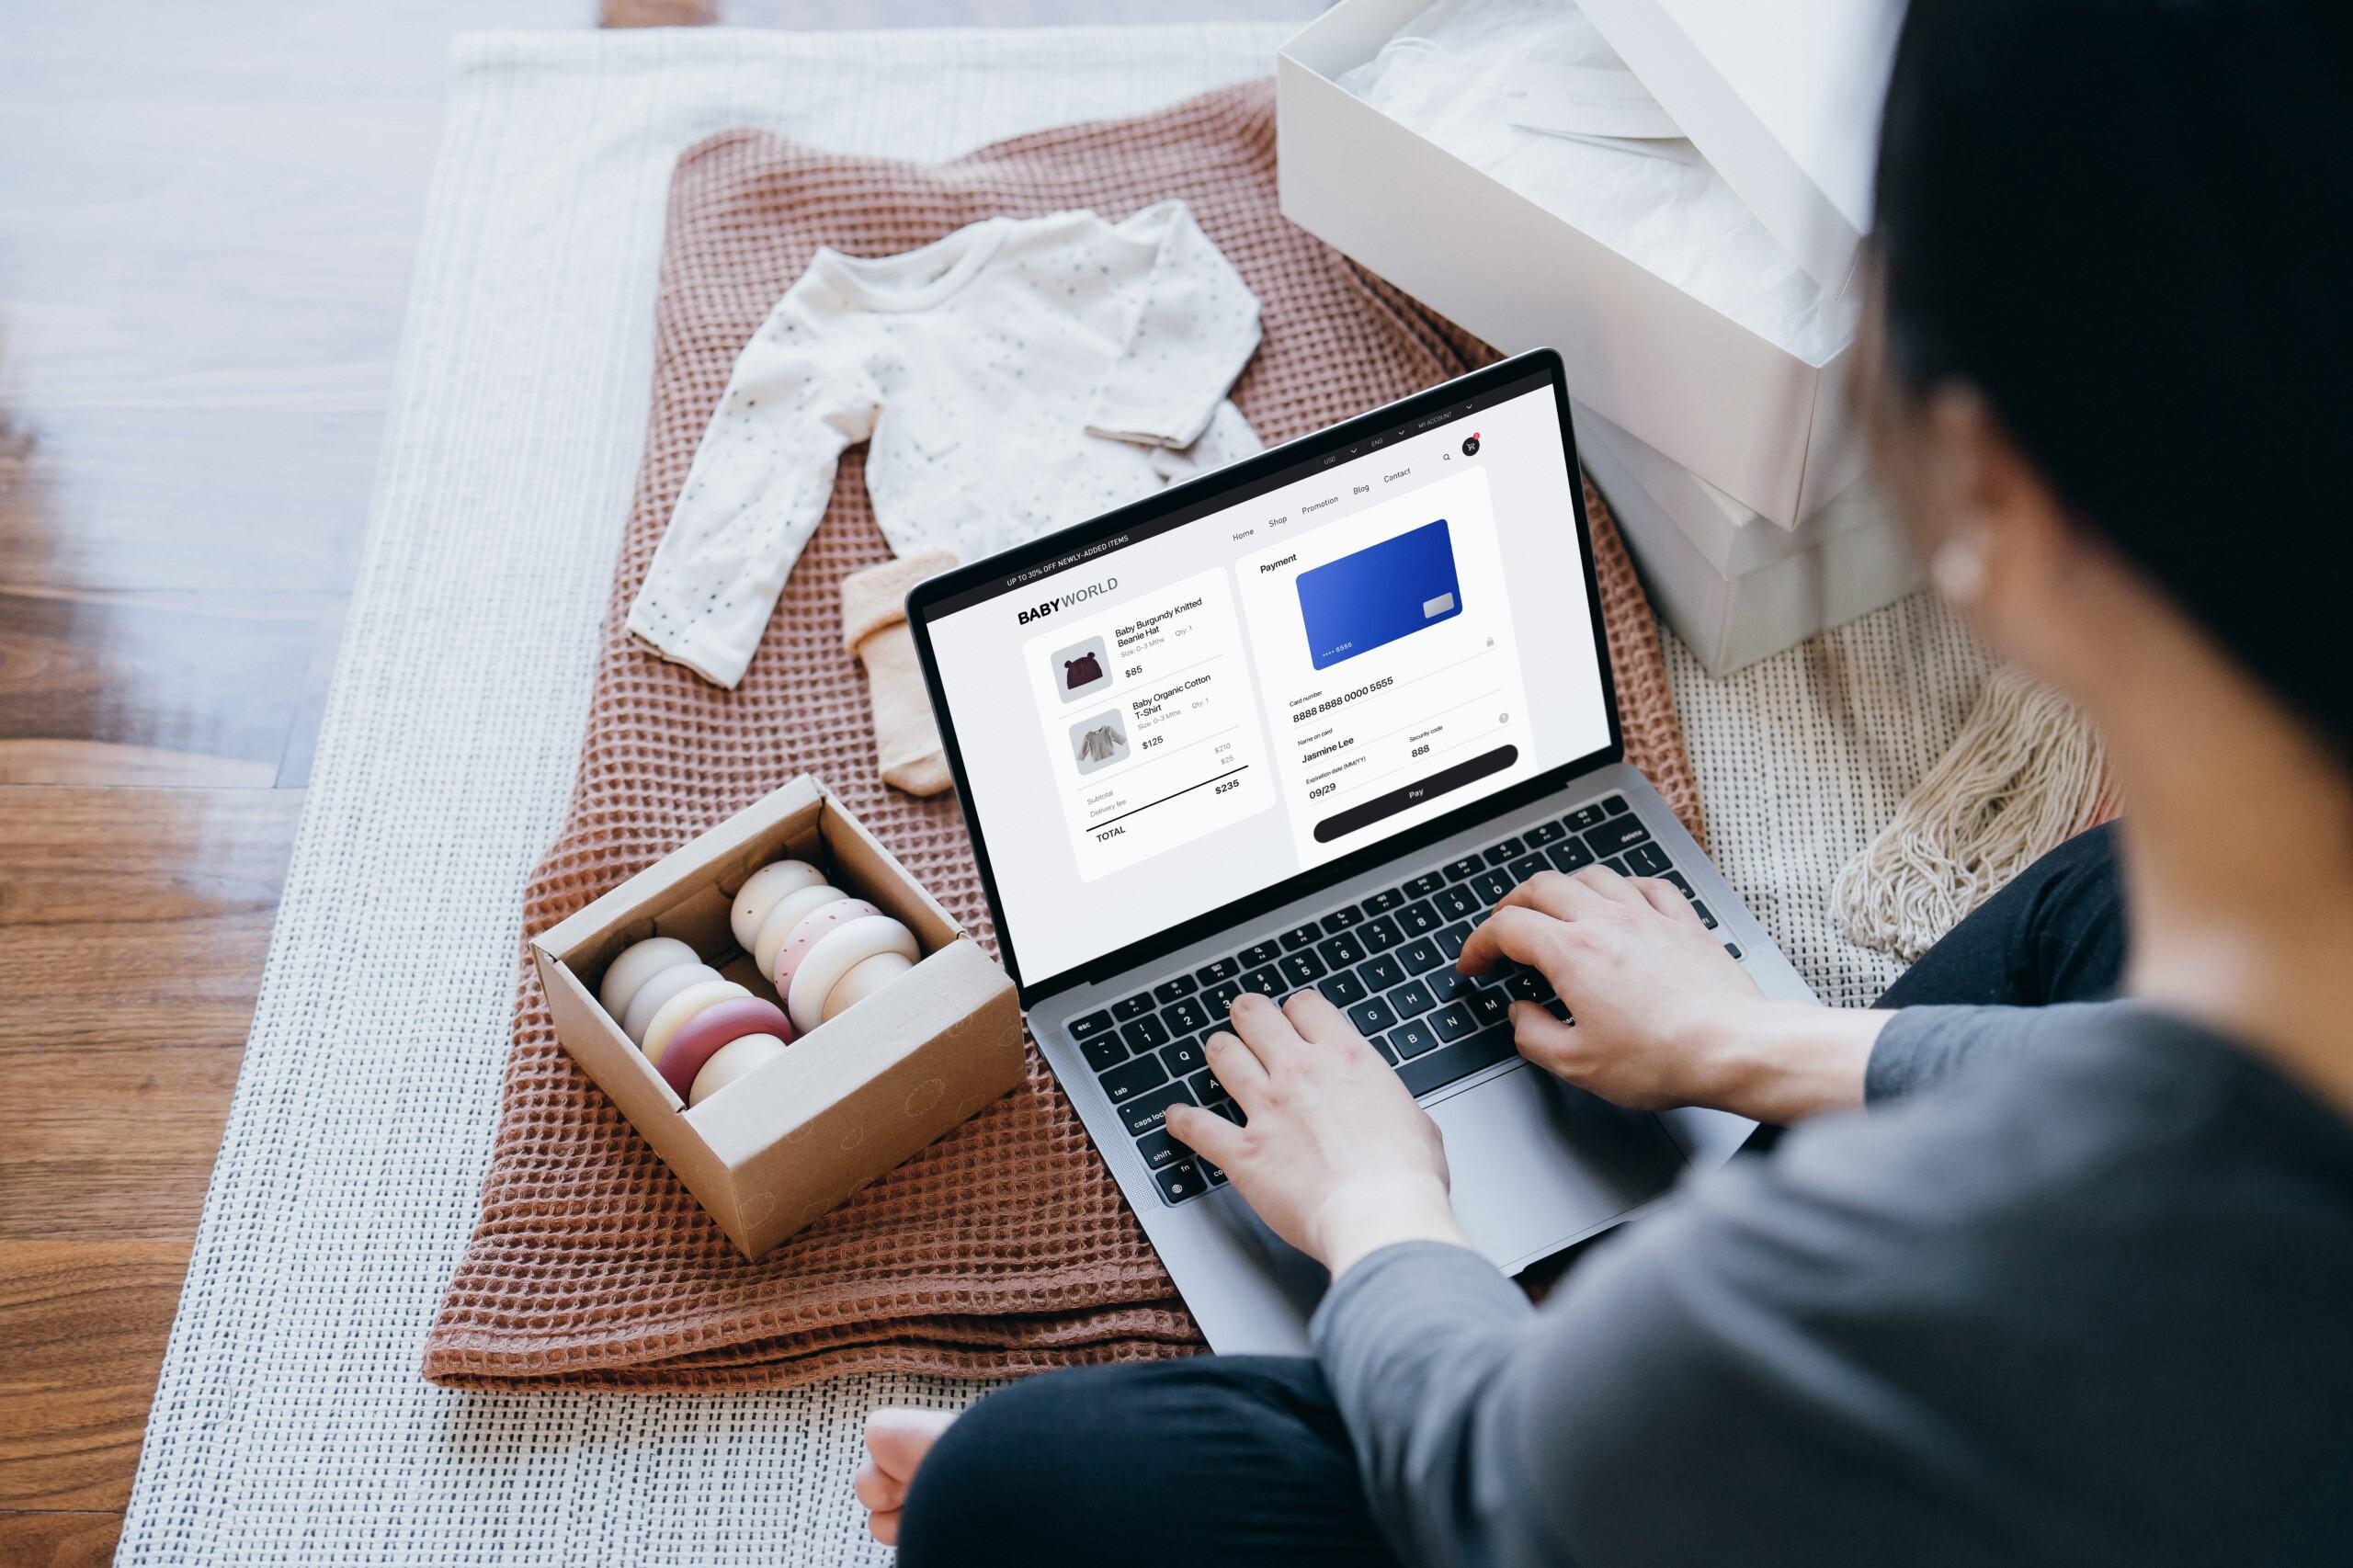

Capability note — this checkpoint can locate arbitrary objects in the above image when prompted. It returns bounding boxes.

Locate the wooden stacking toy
[596,855,922,1108]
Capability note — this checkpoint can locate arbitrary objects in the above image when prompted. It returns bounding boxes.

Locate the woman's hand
[1165,990,1469,1278]
[1460,866,1874,1122]
[853,1406,958,1545]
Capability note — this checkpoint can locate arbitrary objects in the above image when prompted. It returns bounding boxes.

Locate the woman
[857,2,2353,1562]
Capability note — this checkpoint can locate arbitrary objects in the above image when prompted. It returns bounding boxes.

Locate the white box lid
[1577,0,1903,293]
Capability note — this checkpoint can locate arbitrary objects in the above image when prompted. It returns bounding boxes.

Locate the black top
[1313,1003,2353,1566]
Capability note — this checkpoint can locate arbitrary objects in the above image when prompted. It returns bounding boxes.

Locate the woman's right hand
[1458,866,1876,1122]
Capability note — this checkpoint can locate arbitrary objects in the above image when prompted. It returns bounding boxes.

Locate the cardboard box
[1574,399,1918,676]
[530,776,1026,1259]
[1277,0,1894,527]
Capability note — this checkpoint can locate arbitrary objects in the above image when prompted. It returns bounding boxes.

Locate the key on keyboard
[1621,842,1672,879]
[1388,1017,1440,1059]
[1585,816,1651,857]
[1549,838,1596,873]
[1387,979,1437,1017]
[1319,969,1369,1006]
[1432,884,1480,921]
[1100,1055,1168,1103]
[1159,1038,1206,1076]
[1155,1162,1205,1202]
[1315,932,1366,970]
[1162,996,1211,1036]
[1134,1130,1185,1170]
[1118,1083,1192,1136]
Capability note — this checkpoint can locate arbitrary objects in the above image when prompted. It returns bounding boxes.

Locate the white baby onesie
[628,199,1264,687]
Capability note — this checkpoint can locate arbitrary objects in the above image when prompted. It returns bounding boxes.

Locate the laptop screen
[915,362,1615,994]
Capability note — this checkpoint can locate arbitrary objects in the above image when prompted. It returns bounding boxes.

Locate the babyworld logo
[1016,577,1119,624]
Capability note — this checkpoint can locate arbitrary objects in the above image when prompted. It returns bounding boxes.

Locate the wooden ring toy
[770,897,881,994]
[753,882,849,976]
[729,859,825,950]
[688,1032,790,1108]
[620,961,722,1046]
[820,949,915,1024]
[655,996,791,1099]
[597,936,699,1018]
[641,979,750,1065]
[786,915,919,1035]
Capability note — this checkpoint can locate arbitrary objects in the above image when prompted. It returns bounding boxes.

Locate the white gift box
[1277,0,1902,528]
[1574,399,1918,676]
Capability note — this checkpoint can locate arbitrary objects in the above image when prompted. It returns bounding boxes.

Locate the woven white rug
[119,25,1293,1566]
[1667,592,1991,1008]
[120,22,1990,1563]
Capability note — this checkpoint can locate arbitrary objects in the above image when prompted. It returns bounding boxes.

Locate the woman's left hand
[1165,990,1469,1277]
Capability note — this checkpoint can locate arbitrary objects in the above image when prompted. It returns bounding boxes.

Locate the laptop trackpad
[1430,1063,1688,1271]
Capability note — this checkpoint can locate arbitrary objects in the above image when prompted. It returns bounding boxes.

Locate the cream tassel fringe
[1834,666,2105,962]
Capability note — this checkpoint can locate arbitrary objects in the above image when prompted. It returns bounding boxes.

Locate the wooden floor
[0,2,1316,1562]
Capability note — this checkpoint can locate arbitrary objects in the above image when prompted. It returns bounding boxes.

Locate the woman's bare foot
[854,1406,960,1545]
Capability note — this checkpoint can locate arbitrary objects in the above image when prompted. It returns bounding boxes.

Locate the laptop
[906,348,1815,1353]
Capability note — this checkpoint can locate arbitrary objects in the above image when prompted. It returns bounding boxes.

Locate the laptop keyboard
[1063,792,1743,1206]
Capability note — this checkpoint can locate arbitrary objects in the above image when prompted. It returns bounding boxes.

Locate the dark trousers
[897,824,2129,1568]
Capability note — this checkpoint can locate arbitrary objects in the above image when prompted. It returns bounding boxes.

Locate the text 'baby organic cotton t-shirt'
[628,200,1265,687]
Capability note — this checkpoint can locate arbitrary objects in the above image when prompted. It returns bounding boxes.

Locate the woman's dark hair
[1873,0,2352,756]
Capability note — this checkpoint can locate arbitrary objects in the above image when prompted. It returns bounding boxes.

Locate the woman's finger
[1279,984,1362,1049]
[1508,1000,1580,1074]
[868,1508,902,1547]
[1459,904,1572,976]
[852,1458,904,1513]
[1229,989,1305,1068]
[864,1406,956,1482]
[1165,1101,1245,1166]
[1630,876,1692,921]
[1495,868,1611,924]
[1573,864,1648,904]
[1202,1028,1270,1106]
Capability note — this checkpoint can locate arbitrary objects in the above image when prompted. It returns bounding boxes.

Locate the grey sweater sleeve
[1309,1243,1547,1567]
[1312,1061,2120,1568]
[1866,1002,2129,1104]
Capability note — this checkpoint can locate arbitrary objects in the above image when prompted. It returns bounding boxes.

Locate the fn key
[1155,1160,1205,1203]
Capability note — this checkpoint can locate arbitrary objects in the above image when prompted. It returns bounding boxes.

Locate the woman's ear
[1915,386,2078,653]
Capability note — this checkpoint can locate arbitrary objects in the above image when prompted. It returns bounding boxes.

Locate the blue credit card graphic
[1294,518,1463,670]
